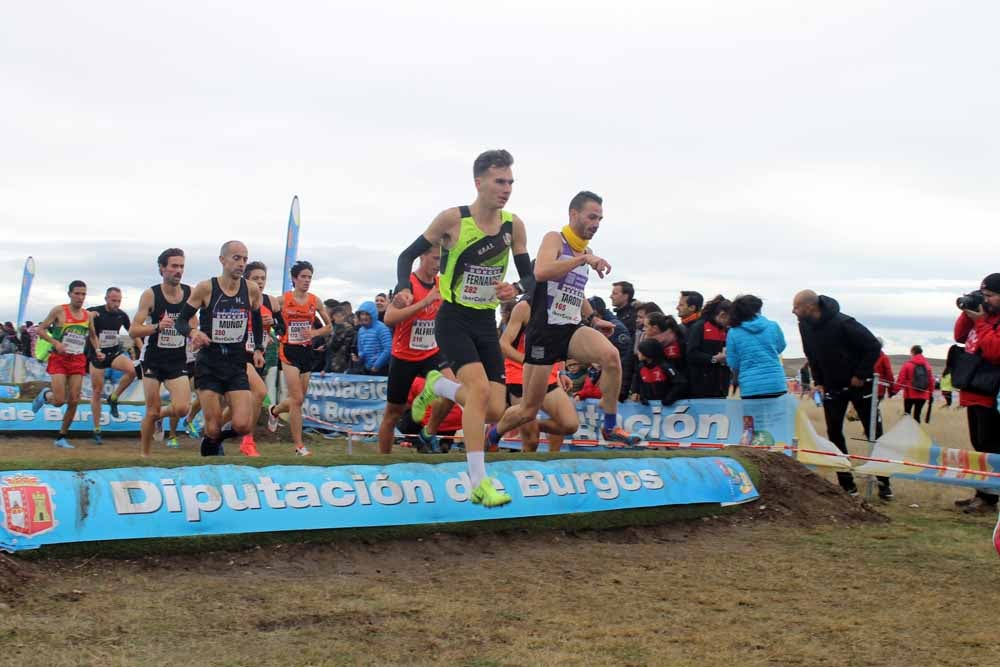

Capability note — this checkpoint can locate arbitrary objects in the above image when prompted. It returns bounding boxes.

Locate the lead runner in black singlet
[176,240,265,456]
[130,248,196,457]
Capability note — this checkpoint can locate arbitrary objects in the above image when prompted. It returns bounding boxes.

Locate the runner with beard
[129,249,195,457]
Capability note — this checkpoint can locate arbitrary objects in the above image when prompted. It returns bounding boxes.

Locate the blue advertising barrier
[0,402,143,433]
[301,372,797,448]
[0,456,759,551]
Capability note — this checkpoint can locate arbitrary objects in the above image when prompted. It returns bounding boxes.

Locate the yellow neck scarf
[562,225,588,253]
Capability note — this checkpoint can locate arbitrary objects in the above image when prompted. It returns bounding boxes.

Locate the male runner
[174,241,264,456]
[239,260,276,457]
[31,280,99,448]
[500,296,575,452]
[398,149,536,507]
[130,249,195,456]
[377,245,455,454]
[487,191,641,448]
[266,260,330,457]
[87,287,140,444]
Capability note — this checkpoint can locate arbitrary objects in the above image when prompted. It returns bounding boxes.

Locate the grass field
[1,395,998,667]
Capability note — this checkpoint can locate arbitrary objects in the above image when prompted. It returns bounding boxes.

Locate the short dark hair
[912,345,923,355]
[681,290,704,310]
[569,190,602,212]
[324,298,339,309]
[376,292,387,299]
[245,261,267,276]
[636,301,662,316]
[291,260,313,279]
[473,149,513,179]
[68,280,86,293]
[729,295,763,327]
[331,305,348,316]
[157,248,184,268]
[105,287,121,296]
[612,281,635,301]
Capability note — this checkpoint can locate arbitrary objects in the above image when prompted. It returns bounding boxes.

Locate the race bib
[99,330,120,348]
[409,318,436,351]
[287,320,311,345]
[212,309,248,344]
[62,330,87,355]
[458,264,503,305]
[547,283,586,326]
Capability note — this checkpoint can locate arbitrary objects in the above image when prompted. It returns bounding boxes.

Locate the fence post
[863,373,880,501]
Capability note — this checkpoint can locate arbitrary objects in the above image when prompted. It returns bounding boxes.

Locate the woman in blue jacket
[725,295,787,399]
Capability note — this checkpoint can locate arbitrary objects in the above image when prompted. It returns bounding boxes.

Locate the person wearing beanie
[953,272,1000,513]
[637,338,688,405]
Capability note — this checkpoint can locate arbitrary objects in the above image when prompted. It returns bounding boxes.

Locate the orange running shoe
[601,426,641,447]
[240,435,261,457]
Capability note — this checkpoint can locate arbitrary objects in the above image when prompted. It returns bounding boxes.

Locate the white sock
[467,450,486,487]
[433,376,460,402]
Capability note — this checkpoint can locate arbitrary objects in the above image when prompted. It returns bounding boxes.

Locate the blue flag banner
[16,256,35,326]
[281,196,300,294]
[0,456,758,551]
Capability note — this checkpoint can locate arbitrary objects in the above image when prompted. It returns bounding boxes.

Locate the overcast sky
[3,1,998,358]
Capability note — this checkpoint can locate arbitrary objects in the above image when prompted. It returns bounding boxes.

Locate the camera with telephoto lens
[956,290,985,311]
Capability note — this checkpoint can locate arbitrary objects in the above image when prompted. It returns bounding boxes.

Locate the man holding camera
[793,289,893,499]
[952,273,1000,514]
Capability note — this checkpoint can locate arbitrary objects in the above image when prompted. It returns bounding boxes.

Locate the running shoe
[601,426,641,447]
[295,445,312,457]
[416,428,440,454]
[54,437,74,449]
[108,395,120,419]
[31,390,48,414]
[166,436,180,449]
[153,418,164,442]
[470,477,511,508]
[240,435,260,457]
[93,432,103,445]
[411,370,441,423]
[267,406,280,433]
[185,418,201,439]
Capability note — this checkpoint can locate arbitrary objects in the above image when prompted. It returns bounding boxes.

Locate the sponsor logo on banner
[1,474,57,538]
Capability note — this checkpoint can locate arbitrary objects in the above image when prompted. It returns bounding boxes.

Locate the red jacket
[893,354,934,400]
[874,352,894,399]
[954,312,1000,408]
[576,375,603,400]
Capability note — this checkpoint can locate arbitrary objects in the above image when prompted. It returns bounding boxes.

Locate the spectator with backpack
[894,345,935,422]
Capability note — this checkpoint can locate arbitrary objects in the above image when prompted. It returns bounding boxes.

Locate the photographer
[952,273,1000,514]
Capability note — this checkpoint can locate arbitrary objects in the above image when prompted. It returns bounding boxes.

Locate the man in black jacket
[610,281,638,339]
[794,290,892,499]
[588,297,635,402]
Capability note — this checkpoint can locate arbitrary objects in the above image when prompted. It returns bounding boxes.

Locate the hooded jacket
[954,311,1000,408]
[798,296,880,394]
[686,318,731,398]
[356,301,392,372]
[893,353,934,400]
[726,314,787,397]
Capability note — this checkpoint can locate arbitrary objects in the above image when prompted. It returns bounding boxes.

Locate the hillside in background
[782,355,947,379]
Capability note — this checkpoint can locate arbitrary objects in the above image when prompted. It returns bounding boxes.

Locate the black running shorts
[194,350,251,394]
[523,322,583,367]
[280,343,315,374]
[435,301,505,383]
[88,348,124,371]
[142,359,188,382]
[387,352,450,405]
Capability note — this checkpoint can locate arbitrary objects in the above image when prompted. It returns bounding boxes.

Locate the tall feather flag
[16,256,35,325]
[281,196,300,294]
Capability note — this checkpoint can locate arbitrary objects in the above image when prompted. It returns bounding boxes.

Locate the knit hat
[638,339,665,362]
[981,273,1000,293]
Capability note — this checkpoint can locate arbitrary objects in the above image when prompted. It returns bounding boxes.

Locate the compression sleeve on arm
[174,302,198,337]
[251,308,264,350]
[396,235,433,293]
[512,252,534,296]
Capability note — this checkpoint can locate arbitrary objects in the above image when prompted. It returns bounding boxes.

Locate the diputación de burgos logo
[0,474,58,538]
